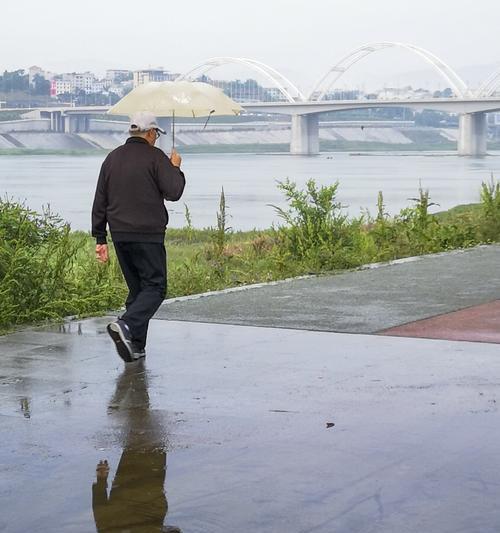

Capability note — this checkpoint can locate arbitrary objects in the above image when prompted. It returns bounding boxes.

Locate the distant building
[376,86,433,100]
[51,79,72,96]
[28,65,55,85]
[108,83,131,98]
[133,68,176,87]
[28,66,44,85]
[324,88,362,101]
[51,72,107,95]
[106,69,133,83]
[90,80,105,93]
[74,72,97,93]
[265,87,288,101]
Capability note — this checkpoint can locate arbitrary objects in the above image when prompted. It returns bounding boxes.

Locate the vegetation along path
[1,177,500,334]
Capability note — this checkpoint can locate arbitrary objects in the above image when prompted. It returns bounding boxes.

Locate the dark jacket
[91,137,185,244]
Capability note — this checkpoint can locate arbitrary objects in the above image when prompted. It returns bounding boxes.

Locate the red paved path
[379,300,500,344]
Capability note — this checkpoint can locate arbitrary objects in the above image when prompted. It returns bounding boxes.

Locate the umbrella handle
[172,111,175,150]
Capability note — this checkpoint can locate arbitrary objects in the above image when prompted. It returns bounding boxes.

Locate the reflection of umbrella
[107,81,243,148]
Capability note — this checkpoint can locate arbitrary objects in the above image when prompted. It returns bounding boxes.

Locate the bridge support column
[78,115,90,133]
[458,112,487,157]
[64,114,91,134]
[64,115,74,134]
[291,114,319,155]
[50,111,63,132]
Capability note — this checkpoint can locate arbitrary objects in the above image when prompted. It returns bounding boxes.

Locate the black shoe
[107,320,134,363]
[131,344,146,360]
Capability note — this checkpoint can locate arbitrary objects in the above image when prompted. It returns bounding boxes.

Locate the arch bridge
[176,44,500,156]
[176,56,306,103]
[28,44,500,157]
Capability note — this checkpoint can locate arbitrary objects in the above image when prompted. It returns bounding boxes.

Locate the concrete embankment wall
[0,118,459,150]
[89,120,128,133]
[0,119,50,133]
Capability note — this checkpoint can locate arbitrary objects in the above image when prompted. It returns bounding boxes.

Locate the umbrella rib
[203,110,215,130]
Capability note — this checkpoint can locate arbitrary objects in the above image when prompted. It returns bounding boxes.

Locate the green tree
[0,70,29,92]
[32,74,50,96]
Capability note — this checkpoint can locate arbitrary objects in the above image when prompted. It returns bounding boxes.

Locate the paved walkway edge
[161,275,316,306]
[160,244,493,306]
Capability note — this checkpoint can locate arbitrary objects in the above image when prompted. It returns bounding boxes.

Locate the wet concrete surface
[156,245,500,334]
[1,317,500,532]
[380,299,500,343]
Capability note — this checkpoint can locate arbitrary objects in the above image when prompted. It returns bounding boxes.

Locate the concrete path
[158,244,500,338]
[1,245,500,532]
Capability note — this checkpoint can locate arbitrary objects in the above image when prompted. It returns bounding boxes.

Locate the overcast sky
[3,0,500,91]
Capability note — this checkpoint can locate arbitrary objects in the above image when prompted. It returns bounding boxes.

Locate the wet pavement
[157,245,500,335]
[1,317,500,532]
[380,299,500,343]
[2,245,500,532]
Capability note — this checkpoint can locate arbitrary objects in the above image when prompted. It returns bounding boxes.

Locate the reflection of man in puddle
[92,363,181,533]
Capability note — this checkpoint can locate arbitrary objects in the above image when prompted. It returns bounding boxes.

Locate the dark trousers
[114,242,166,350]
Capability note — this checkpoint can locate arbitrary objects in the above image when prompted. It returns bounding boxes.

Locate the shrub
[479,176,500,242]
[2,176,500,334]
[271,179,368,270]
[0,199,125,332]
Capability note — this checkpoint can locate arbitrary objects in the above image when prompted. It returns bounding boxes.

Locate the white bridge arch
[476,68,500,97]
[176,57,306,103]
[309,42,470,100]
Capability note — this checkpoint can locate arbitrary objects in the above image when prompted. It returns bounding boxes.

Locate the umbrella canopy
[107,80,243,118]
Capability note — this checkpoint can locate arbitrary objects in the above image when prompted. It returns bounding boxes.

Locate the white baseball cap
[129,111,165,134]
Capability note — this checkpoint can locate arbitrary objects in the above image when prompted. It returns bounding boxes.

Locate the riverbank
[0,124,489,154]
[1,177,500,334]
[3,143,500,156]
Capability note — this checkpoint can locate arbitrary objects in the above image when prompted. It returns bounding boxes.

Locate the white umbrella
[107,81,243,147]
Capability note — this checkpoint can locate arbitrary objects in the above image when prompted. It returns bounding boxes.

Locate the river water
[1,151,500,231]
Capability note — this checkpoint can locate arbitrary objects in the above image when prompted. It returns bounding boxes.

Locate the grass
[1,177,500,335]
[433,203,482,221]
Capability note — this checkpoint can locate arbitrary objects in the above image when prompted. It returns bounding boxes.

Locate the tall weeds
[271,179,367,270]
[2,176,500,334]
[0,200,125,333]
[272,177,500,271]
[479,176,500,241]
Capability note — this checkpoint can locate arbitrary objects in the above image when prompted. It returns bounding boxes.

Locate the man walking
[92,111,185,363]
